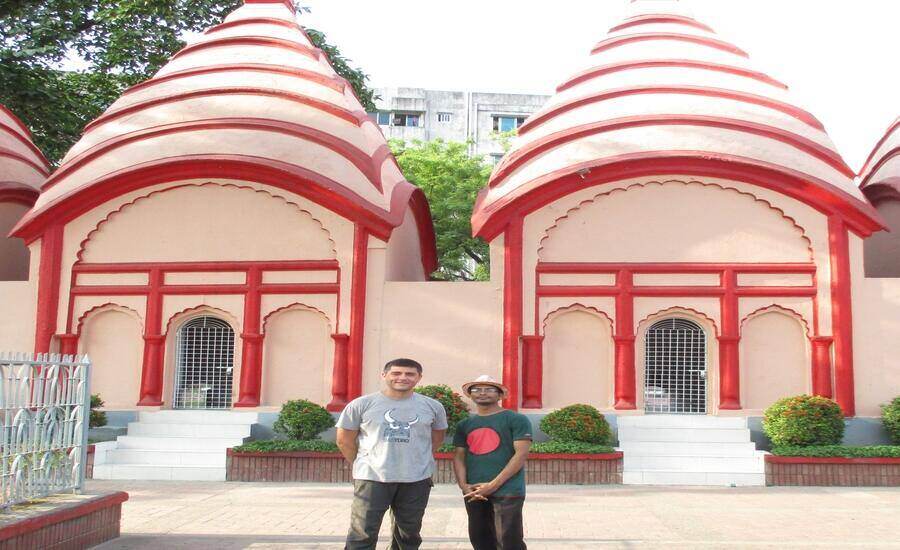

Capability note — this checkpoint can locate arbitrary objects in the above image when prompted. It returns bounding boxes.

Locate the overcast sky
[298,0,897,172]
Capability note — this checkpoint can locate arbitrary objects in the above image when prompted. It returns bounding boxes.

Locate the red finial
[244,0,296,14]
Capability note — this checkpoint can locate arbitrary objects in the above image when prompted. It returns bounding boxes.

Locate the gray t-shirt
[337,392,448,482]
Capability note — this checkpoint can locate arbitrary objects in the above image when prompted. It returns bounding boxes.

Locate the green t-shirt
[453,410,533,496]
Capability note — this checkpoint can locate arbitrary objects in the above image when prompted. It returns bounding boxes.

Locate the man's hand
[463,482,498,501]
[459,483,488,502]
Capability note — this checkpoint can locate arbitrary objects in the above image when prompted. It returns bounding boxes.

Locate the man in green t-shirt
[452,375,532,550]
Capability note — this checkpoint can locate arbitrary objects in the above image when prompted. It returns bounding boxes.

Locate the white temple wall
[79,307,144,409]
[739,310,810,414]
[0,242,39,352]
[261,306,334,407]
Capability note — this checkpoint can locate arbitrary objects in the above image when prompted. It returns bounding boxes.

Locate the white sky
[298,0,898,172]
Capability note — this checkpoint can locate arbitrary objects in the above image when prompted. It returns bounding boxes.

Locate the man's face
[382,366,422,392]
[468,384,502,405]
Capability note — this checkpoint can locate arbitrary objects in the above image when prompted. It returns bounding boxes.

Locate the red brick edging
[765,455,900,486]
[226,450,623,484]
[0,491,128,549]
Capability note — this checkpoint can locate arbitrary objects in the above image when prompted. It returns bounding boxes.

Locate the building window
[392,113,421,127]
[492,115,527,132]
[490,153,504,165]
[367,112,391,126]
[437,112,452,123]
[173,316,235,410]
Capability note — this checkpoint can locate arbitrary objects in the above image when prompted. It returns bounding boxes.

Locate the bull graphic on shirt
[383,409,419,443]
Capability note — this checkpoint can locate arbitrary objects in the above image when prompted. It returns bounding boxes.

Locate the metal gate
[173,317,235,410]
[644,318,707,414]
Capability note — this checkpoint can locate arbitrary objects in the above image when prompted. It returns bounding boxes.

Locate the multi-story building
[371,88,550,162]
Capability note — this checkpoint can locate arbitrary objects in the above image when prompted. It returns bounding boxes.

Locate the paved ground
[89,480,900,549]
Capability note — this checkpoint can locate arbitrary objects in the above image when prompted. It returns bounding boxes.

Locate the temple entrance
[644,318,707,414]
[173,316,235,409]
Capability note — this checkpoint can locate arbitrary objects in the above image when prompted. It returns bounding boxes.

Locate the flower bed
[766,446,900,486]
[226,443,622,484]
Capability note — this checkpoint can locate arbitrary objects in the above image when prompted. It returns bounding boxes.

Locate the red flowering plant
[539,404,611,445]
[763,395,844,446]
[415,384,469,436]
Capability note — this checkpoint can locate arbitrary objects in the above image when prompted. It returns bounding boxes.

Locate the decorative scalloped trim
[76,182,338,263]
[261,302,333,333]
[76,302,145,335]
[537,179,815,261]
[541,302,613,332]
[164,305,241,335]
[636,306,719,336]
[739,304,811,337]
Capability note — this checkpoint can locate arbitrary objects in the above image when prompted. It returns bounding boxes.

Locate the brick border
[0,491,128,549]
[765,455,900,486]
[226,450,623,484]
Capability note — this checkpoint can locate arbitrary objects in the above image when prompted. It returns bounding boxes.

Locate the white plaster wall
[261,307,333,407]
[542,308,614,411]
[0,243,38,352]
[79,309,144,409]
[740,311,809,413]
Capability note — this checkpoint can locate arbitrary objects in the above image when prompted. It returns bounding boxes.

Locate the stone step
[138,410,259,425]
[106,448,226,467]
[618,441,758,457]
[618,427,751,443]
[116,435,247,450]
[623,453,765,473]
[616,415,748,429]
[126,422,252,438]
[92,463,224,481]
[622,470,765,486]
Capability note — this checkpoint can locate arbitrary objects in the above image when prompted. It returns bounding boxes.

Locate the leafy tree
[0,1,375,165]
[390,139,491,281]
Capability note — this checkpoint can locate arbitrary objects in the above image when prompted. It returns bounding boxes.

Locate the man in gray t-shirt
[337,358,448,550]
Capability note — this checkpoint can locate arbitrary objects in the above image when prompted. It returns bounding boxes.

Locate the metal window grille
[1,353,91,510]
[644,318,707,414]
[173,317,234,410]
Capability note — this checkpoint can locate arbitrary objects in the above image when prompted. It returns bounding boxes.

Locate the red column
[236,267,263,407]
[614,269,636,409]
[718,269,741,409]
[58,333,78,356]
[828,216,855,416]
[347,225,369,401]
[811,336,834,398]
[521,335,543,409]
[501,219,524,410]
[34,224,64,354]
[327,333,350,411]
[137,269,165,406]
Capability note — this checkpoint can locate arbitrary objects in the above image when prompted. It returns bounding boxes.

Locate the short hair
[383,358,423,373]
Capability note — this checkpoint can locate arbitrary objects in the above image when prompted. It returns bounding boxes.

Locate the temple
[0,0,897,484]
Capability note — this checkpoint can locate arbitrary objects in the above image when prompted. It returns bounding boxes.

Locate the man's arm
[336,428,359,464]
[464,439,531,499]
[452,446,468,493]
[431,429,446,453]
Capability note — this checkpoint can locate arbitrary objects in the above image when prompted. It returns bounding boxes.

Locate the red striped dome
[860,118,900,192]
[0,105,47,205]
[472,0,881,239]
[14,0,427,245]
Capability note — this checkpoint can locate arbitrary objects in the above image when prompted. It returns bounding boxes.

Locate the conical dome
[472,0,881,239]
[14,0,423,242]
[860,118,899,191]
[0,105,48,204]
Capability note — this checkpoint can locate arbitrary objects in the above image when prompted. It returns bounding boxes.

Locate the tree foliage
[0,0,375,165]
[390,139,491,281]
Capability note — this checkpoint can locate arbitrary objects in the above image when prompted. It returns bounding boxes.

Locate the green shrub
[771,445,900,458]
[232,440,339,453]
[763,395,844,446]
[881,397,900,444]
[272,399,335,440]
[539,404,611,445]
[90,394,107,428]
[530,440,615,454]
[415,384,469,436]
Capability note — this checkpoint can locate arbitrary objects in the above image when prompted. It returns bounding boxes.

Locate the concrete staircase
[618,415,766,486]
[92,410,257,481]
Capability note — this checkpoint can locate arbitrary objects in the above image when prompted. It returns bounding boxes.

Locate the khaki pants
[345,478,433,550]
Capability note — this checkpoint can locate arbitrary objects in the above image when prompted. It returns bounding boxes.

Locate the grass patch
[771,445,900,458]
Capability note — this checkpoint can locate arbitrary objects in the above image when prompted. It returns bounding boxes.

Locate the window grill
[173,317,234,410]
[644,318,707,414]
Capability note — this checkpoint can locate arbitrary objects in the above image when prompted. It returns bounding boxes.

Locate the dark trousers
[345,478,432,550]
[464,496,526,550]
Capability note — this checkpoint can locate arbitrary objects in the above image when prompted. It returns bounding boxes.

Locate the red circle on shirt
[467,427,501,455]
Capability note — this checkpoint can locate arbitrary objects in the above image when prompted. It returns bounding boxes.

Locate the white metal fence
[1,353,91,510]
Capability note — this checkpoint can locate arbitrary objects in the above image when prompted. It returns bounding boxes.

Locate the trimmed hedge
[272,399,335,440]
[771,445,900,458]
[539,404,611,445]
[763,395,844,446]
[530,441,615,454]
[415,384,469,436]
[882,397,900,444]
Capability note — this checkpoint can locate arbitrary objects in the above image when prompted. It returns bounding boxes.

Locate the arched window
[173,316,235,409]
[644,318,706,414]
